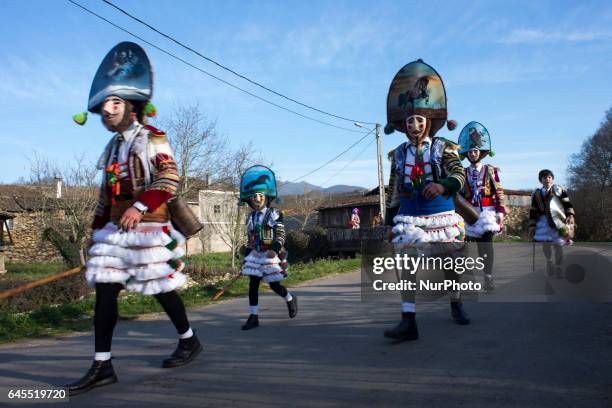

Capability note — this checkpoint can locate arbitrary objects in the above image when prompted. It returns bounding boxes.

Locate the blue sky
[1,0,611,190]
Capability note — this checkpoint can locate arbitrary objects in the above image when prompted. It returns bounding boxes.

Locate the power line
[283,127,375,186]
[319,136,377,187]
[68,0,367,134]
[101,0,377,126]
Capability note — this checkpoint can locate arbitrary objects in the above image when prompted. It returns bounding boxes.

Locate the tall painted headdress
[458,121,495,158]
[73,41,156,125]
[385,59,456,136]
[240,165,278,203]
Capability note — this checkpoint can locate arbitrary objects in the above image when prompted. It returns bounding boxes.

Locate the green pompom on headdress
[72,112,88,125]
[144,101,157,117]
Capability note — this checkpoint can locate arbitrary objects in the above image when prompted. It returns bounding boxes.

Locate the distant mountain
[278,181,366,196]
[323,184,368,194]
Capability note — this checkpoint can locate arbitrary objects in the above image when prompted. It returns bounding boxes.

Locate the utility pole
[375,123,385,219]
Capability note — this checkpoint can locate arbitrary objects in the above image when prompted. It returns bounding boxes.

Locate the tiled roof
[316,194,379,211]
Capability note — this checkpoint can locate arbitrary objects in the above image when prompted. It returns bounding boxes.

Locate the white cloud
[447,59,590,85]
[500,28,612,44]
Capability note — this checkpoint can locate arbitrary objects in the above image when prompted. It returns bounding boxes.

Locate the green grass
[186,251,235,268]
[0,257,360,343]
[5,262,66,280]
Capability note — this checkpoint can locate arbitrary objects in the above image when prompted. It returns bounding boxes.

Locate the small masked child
[239,165,297,330]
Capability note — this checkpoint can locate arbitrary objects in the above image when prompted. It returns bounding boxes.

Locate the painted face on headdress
[458,121,494,161]
[386,60,452,137]
[250,192,266,210]
[405,115,428,142]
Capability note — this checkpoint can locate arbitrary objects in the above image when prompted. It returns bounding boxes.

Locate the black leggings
[467,231,495,276]
[94,283,190,352]
[248,276,288,306]
[542,242,563,265]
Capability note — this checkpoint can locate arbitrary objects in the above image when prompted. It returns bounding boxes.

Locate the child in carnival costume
[239,165,297,330]
[350,208,361,229]
[529,169,575,278]
[66,42,201,396]
[458,121,506,291]
[383,59,469,342]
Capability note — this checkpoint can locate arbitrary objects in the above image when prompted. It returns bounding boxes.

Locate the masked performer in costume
[350,208,361,229]
[239,165,297,330]
[66,42,201,396]
[383,59,469,342]
[529,169,575,278]
[458,122,505,291]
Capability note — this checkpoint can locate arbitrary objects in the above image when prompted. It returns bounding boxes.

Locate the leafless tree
[567,106,612,240]
[284,187,325,230]
[24,153,98,267]
[163,104,228,197]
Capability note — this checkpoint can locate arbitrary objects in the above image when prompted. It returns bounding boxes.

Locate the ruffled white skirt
[465,206,501,238]
[86,222,187,295]
[534,215,566,245]
[241,250,288,283]
[392,211,465,245]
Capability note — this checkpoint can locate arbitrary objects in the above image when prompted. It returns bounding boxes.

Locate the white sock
[94,352,111,361]
[285,293,293,302]
[249,305,258,315]
[179,327,193,339]
[401,302,415,313]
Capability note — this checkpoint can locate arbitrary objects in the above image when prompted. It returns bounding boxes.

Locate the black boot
[287,295,298,318]
[555,266,563,279]
[241,314,259,330]
[162,335,202,368]
[484,275,495,291]
[384,312,419,341]
[65,359,117,396]
[451,302,471,325]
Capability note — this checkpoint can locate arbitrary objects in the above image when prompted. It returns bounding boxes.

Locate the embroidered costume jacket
[529,185,574,228]
[385,137,465,225]
[462,164,506,214]
[92,123,179,229]
[244,207,286,256]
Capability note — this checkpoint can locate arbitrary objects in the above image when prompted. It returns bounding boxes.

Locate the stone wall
[501,205,530,239]
[2,212,63,263]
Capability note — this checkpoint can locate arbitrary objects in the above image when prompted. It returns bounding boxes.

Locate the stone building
[182,180,245,255]
[0,185,63,263]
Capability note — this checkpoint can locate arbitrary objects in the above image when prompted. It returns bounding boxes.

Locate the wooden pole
[212,273,242,301]
[0,267,83,300]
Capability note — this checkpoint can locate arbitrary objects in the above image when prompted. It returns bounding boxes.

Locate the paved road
[0,246,610,407]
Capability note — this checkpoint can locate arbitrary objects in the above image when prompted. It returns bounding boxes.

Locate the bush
[306,226,329,260]
[285,230,310,263]
[0,273,90,314]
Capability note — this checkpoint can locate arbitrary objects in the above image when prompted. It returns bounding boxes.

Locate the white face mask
[467,149,480,163]
[405,115,427,141]
[250,192,266,210]
[102,96,126,128]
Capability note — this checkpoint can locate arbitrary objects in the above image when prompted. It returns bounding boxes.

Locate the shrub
[285,230,310,263]
[0,273,90,314]
[306,226,329,260]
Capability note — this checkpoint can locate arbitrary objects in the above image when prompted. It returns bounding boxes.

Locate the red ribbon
[407,163,425,181]
[105,163,120,205]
